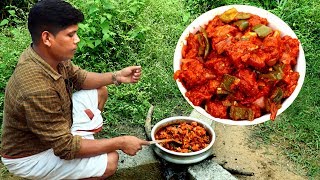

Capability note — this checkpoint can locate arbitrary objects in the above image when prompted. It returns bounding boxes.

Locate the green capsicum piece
[220,74,240,92]
[219,8,238,23]
[216,87,229,95]
[197,33,205,57]
[259,72,282,81]
[230,106,255,120]
[259,63,284,81]
[252,24,272,38]
[273,63,285,73]
[234,20,249,31]
[235,12,251,20]
[200,27,210,59]
[270,87,283,103]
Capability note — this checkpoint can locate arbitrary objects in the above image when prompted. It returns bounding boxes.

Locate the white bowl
[173,5,306,125]
[151,116,215,164]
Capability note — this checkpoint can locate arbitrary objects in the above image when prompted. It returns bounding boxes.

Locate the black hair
[28,0,84,44]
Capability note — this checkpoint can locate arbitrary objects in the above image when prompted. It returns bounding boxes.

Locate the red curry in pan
[155,121,210,153]
[174,8,300,121]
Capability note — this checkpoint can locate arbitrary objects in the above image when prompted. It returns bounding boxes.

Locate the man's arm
[76,136,149,157]
[81,66,142,89]
[82,72,113,89]
[76,65,146,157]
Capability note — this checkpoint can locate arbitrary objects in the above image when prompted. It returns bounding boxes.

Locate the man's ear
[42,31,52,47]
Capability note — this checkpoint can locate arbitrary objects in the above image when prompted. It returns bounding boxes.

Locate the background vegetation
[0,0,319,178]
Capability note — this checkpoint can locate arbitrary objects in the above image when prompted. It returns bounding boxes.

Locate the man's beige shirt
[1,46,88,160]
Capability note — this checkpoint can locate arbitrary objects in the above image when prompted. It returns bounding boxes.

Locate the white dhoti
[71,89,104,139]
[1,89,107,180]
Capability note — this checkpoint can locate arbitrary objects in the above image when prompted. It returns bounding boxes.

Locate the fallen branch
[144,105,154,140]
[219,162,254,176]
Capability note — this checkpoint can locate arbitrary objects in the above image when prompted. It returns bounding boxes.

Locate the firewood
[144,105,154,140]
[219,162,254,176]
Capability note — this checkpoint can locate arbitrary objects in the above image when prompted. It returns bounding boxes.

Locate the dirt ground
[212,123,307,180]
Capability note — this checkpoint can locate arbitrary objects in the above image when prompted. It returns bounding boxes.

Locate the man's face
[49,25,80,61]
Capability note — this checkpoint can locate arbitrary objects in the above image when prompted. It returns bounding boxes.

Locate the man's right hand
[76,135,149,158]
[119,136,149,156]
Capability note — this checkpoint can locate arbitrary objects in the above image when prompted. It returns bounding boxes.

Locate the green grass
[185,0,319,177]
[0,0,319,179]
[0,26,31,123]
[246,0,320,178]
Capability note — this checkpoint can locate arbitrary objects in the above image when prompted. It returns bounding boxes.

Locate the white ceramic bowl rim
[151,116,216,156]
[173,5,306,125]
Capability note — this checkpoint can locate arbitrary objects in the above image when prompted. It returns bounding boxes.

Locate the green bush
[69,0,156,125]
[70,0,149,72]
[183,0,279,16]
[0,0,37,27]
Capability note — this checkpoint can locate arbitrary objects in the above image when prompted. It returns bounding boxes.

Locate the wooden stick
[144,105,154,140]
[224,167,254,176]
[149,139,173,144]
[149,139,182,144]
[218,162,254,176]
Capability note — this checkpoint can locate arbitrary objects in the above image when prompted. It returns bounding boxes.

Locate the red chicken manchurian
[174,8,300,121]
[155,121,210,153]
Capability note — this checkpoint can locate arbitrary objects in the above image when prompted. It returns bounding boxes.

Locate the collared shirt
[1,45,88,160]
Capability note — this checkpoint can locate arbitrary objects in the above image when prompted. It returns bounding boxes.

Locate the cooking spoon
[149,139,182,144]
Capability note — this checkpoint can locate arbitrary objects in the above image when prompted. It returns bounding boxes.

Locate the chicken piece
[280,36,299,65]
[205,100,228,119]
